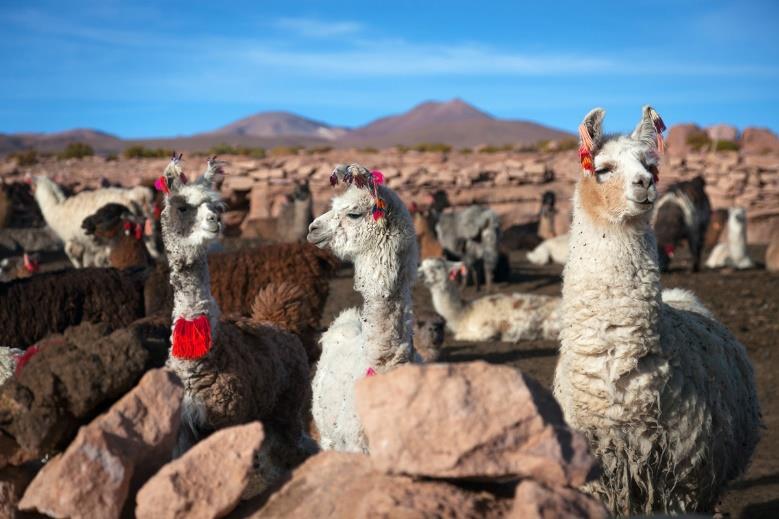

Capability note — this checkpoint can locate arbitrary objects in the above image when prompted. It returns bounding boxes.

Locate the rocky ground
[4,147,779,242]
[322,248,779,518]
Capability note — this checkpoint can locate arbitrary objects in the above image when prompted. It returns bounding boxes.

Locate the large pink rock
[135,422,264,519]
[18,369,183,519]
[666,124,704,154]
[741,127,779,154]
[511,480,608,519]
[254,451,510,519]
[706,124,739,142]
[355,361,597,486]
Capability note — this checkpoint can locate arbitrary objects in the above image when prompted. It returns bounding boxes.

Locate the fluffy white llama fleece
[705,207,754,270]
[527,233,569,265]
[308,164,419,453]
[417,258,561,341]
[553,106,760,516]
[33,177,153,267]
[0,347,22,386]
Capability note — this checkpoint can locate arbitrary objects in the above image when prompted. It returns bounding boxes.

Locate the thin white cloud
[273,17,363,38]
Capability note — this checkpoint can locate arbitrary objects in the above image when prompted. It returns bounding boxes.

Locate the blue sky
[1,0,777,138]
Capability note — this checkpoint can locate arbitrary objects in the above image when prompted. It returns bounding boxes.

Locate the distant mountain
[339,99,571,147]
[0,100,576,155]
[0,129,122,154]
[206,111,349,141]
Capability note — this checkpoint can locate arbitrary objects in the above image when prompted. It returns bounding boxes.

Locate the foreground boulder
[254,451,511,519]
[135,422,264,519]
[512,480,608,519]
[355,361,596,486]
[18,369,182,519]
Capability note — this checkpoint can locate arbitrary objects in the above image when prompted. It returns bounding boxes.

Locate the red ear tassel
[134,223,143,241]
[172,315,212,360]
[14,345,40,377]
[578,124,595,175]
[650,109,666,154]
[365,367,377,377]
[154,176,170,194]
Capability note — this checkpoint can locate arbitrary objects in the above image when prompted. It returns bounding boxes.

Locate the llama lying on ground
[33,176,153,267]
[82,203,153,270]
[705,207,755,270]
[527,233,569,265]
[553,105,760,516]
[418,258,561,341]
[652,176,711,272]
[158,156,313,495]
[308,163,419,453]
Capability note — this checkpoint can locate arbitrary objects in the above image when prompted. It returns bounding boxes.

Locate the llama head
[308,163,418,296]
[159,155,225,264]
[575,106,664,226]
[290,179,311,202]
[417,258,466,288]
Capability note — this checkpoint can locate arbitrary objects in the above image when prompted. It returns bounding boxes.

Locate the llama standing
[553,106,760,515]
[307,163,419,453]
[159,155,313,493]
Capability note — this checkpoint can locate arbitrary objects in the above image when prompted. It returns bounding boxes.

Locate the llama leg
[689,234,702,272]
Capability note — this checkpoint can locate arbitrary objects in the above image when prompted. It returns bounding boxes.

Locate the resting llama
[418,257,561,341]
[158,156,313,493]
[527,233,569,265]
[705,207,755,270]
[553,106,760,515]
[308,163,419,453]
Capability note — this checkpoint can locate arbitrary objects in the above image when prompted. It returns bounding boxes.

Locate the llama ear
[632,105,666,152]
[202,156,225,186]
[580,108,606,151]
[159,153,186,194]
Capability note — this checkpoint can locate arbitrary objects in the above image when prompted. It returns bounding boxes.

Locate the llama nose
[206,212,218,223]
[633,175,652,189]
[308,221,320,233]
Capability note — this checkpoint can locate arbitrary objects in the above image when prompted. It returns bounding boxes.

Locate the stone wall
[5,149,779,242]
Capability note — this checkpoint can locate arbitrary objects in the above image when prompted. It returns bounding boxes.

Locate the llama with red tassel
[158,154,314,496]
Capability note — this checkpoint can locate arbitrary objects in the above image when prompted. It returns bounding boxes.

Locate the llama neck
[353,255,415,370]
[34,183,63,222]
[728,219,747,260]
[429,282,465,325]
[168,256,219,322]
[561,199,662,379]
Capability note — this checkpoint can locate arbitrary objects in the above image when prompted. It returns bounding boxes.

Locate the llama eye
[595,168,611,176]
[178,206,188,213]
[347,213,363,220]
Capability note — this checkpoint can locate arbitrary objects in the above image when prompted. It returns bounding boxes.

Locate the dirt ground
[322,247,779,519]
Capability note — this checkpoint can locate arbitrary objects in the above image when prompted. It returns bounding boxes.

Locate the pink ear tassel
[578,124,594,152]
[371,170,384,185]
[650,109,667,154]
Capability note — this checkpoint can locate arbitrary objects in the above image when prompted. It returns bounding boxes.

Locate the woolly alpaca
[413,311,445,362]
[418,257,561,341]
[705,207,754,270]
[412,207,444,260]
[32,177,153,267]
[82,202,152,270]
[537,190,558,240]
[159,156,312,494]
[434,202,500,291]
[276,180,314,242]
[652,176,711,272]
[308,163,419,453]
[553,106,760,515]
[0,267,147,350]
[527,233,569,265]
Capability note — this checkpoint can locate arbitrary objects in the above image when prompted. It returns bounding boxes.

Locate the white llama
[307,163,419,453]
[705,207,755,270]
[553,106,761,516]
[32,177,153,267]
[417,258,561,341]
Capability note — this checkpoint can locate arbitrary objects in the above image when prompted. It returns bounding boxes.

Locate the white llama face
[307,186,381,261]
[578,107,660,225]
[163,184,223,252]
[417,258,462,287]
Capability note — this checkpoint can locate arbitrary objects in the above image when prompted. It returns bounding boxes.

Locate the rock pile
[255,361,606,519]
[0,361,608,518]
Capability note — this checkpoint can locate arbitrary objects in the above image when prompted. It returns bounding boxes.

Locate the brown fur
[0,189,9,229]
[704,208,729,250]
[413,211,444,259]
[109,234,152,270]
[251,282,318,362]
[579,174,627,227]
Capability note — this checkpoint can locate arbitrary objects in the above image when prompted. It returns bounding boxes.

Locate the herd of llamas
[0,104,775,516]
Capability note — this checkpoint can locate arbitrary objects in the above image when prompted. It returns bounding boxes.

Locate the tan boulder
[253,451,510,519]
[741,127,779,154]
[19,369,183,519]
[355,361,597,486]
[511,480,608,519]
[135,422,264,519]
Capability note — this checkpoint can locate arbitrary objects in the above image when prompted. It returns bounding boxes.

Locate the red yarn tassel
[172,315,212,360]
[14,345,39,377]
[365,367,377,377]
[154,176,170,194]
